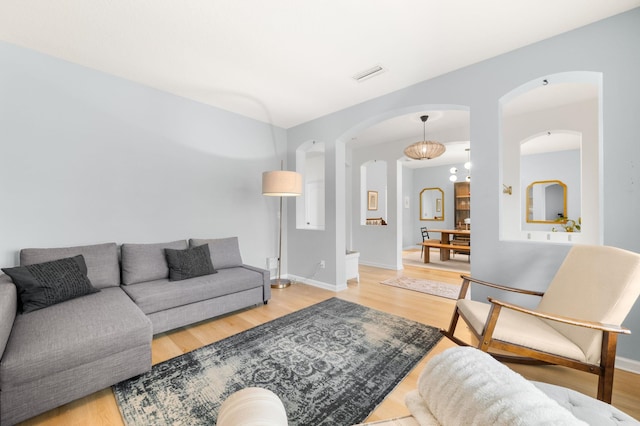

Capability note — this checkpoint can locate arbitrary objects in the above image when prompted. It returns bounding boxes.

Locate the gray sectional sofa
[0,237,270,425]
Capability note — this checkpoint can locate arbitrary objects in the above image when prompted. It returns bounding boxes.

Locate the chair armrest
[460,275,545,297]
[487,297,631,335]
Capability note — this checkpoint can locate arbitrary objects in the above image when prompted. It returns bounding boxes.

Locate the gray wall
[1,9,639,361]
[0,41,288,274]
[287,9,640,360]
[411,163,466,239]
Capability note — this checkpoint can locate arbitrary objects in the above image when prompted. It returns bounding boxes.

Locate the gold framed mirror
[420,187,444,221]
[526,180,567,223]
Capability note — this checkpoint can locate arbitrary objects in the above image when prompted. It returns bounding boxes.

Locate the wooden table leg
[441,248,451,261]
[440,233,450,261]
[423,245,431,263]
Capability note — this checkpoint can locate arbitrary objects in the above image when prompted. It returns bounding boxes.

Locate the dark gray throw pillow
[165,244,217,282]
[2,255,100,313]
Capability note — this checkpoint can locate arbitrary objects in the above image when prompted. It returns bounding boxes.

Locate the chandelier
[404,115,446,160]
[449,148,471,182]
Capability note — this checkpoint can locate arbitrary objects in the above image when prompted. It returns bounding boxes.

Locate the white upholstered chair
[442,244,640,403]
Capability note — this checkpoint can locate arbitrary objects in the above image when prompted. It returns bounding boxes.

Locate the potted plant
[552,216,581,232]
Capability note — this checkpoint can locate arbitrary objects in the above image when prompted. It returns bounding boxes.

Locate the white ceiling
[351,110,472,168]
[1,1,638,129]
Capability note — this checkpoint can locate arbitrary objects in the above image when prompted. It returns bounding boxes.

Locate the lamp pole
[262,162,302,289]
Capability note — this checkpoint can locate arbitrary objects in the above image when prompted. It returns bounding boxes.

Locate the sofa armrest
[0,274,17,360]
[241,264,271,302]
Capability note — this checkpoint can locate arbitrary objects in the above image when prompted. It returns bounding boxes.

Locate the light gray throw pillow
[121,240,187,285]
[189,237,243,269]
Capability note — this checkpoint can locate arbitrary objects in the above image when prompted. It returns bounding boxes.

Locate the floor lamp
[262,166,302,288]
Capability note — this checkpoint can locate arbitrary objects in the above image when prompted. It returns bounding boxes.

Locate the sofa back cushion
[20,242,119,289]
[121,240,187,285]
[189,237,243,269]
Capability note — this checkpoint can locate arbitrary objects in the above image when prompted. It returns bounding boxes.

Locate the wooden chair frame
[420,227,430,258]
[441,275,631,404]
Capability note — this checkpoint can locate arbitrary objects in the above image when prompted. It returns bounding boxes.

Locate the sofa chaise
[0,236,270,425]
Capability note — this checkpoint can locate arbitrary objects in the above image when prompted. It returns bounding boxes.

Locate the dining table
[426,228,471,261]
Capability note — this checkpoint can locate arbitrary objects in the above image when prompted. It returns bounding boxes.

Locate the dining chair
[420,227,430,257]
[441,244,640,403]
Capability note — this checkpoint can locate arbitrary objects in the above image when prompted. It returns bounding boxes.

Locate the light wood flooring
[19,264,640,425]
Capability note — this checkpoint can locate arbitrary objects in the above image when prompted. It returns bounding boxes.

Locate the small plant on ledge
[552,216,581,232]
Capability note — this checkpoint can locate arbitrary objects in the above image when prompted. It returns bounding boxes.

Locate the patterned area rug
[381,276,461,300]
[113,298,442,426]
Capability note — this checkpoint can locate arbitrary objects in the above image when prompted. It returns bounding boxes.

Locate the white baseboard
[616,356,640,374]
[358,260,402,270]
[287,274,345,292]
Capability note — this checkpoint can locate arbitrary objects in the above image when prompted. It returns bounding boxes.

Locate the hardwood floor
[19,264,640,425]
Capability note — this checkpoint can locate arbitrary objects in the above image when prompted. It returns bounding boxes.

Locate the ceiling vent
[352,65,385,82]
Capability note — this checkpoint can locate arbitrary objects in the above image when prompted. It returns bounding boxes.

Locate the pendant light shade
[404,115,446,160]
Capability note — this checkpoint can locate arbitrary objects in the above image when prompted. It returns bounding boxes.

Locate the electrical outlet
[267,257,278,269]
[319,260,326,268]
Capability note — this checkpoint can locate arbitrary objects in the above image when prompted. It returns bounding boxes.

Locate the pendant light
[404,115,446,160]
[449,148,471,182]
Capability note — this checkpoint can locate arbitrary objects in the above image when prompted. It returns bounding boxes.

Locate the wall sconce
[503,184,512,195]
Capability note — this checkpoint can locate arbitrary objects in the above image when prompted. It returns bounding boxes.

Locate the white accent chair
[442,244,640,403]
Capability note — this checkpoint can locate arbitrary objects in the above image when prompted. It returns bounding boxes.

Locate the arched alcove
[296,140,325,230]
[499,71,602,244]
[337,105,471,276]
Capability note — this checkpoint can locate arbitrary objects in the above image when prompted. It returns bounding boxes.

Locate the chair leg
[440,308,472,347]
[479,304,501,352]
[440,278,472,346]
[597,332,618,404]
[442,307,460,338]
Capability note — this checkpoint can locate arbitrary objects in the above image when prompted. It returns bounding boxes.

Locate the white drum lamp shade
[262,171,302,196]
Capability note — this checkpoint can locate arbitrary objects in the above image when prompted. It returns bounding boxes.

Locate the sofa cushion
[189,237,243,269]
[165,244,217,282]
[532,381,639,425]
[121,240,187,285]
[0,287,152,389]
[456,298,586,362]
[20,242,119,289]
[2,255,99,313]
[121,267,263,314]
